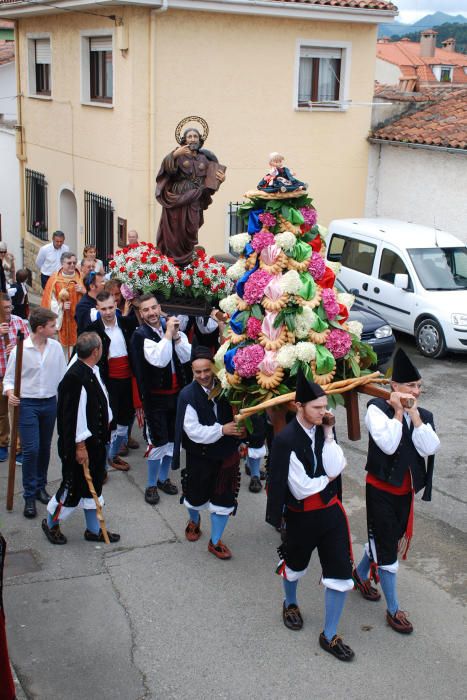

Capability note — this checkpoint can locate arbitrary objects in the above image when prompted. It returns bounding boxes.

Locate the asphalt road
[1,334,466,699]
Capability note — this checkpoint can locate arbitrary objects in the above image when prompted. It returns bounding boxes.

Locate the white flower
[274,232,296,252]
[214,341,229,370]
[295,307,317,339]
[219,293,239,316]
[229,233,251,254]
[226,258,246,281]
[276,343,298,369]
[337,292,355,310]
[327,261,342,276]
[347,320,363,339]
[217,368,230,390]
[295,342,316,363]
[279,270,302,294]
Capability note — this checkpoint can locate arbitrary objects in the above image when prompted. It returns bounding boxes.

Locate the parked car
[326,218,467,358]
[335,278,395,368]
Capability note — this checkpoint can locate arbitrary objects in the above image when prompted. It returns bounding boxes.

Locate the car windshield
[408,247,467,291]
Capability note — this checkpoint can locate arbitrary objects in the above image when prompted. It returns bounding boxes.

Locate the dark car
[335,279,395,368]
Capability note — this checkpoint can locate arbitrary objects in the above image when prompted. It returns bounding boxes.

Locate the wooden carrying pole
[6,330,24,511]
[82,458,110,544]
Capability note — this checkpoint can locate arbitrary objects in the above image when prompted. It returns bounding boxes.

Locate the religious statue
[257,152,307,194]
[155,116,226,267]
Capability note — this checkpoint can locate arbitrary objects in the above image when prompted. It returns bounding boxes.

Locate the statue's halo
[175,116,209,145]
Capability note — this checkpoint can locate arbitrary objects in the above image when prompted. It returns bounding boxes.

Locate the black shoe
[249,476,262,493]
[23,498,37,519]
[42,518,67,545]
[282,602,303,631]
[319,632,355,661]
[84,529,120,543]
[36,488,51,505]
[157,479,178,495]
[145,486,160,505]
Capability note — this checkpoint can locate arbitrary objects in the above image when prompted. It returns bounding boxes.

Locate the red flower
[141,257,148,264]
[137,269,144,278]
[192,260,199,268]
[119,266,126,273]
[203,263,209,269]
[176,270,183,280]
[186,268,194,276]
[123,247,129,254]
[150,256,158,264]
[209,257,216,264]
[109,260,117,269]
[183,278,192,287]
[211,285,218,293]
[197,270,205,279]
[309,235,322,253]
[129,272,134,278]
[168,276,174,284]
[161,264,169,273]
[168,257,175,263]
[221,266,227,274]
[202,278,211,286]
[149,272,157,281]
[219,281,226,289]
[211,268,218,275]
[318,266,336,289]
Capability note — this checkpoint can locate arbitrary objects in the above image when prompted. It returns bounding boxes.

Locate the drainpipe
[13,20,27,267]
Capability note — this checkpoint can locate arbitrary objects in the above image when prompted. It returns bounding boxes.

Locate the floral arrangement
[218,187,377,413]
[109,243,234,302]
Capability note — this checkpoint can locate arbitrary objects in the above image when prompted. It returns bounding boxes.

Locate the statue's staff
[6,330,24,511]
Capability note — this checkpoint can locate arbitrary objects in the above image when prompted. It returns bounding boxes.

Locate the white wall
[375,57,400,85]
[0,126,21,262]
[0,61,16,120]
[365,143,467,243]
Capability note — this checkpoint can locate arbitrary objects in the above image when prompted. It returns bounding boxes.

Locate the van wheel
[415,318,446,359]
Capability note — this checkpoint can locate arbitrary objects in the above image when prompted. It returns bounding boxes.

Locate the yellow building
[0,0,397,292]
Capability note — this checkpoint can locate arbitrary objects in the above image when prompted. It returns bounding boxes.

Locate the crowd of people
[0,229,440,664]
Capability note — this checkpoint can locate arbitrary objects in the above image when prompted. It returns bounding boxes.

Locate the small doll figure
[257,152,307,193]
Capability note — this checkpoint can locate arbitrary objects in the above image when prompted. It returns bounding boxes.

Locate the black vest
[130,323,192,400]
[88,315,138,385]
[365,398,435,494]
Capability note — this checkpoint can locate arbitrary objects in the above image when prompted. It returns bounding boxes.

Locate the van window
[328,235,376,274]
[379,249,412,287]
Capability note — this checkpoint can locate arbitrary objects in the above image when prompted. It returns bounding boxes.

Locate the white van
[325,218,467,358]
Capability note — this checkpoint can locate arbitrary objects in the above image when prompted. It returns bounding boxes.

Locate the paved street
[2,334,466,700]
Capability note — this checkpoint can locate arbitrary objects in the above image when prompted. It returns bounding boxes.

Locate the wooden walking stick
[6,330,24,511]
[82,457,110,544]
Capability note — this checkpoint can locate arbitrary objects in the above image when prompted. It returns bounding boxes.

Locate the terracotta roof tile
[372,89,467,150]
[253,0,397,9]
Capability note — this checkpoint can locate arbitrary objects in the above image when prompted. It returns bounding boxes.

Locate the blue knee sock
[379,568,398,616]
[247,457,261,478]
[84,509,100,535]
[109,433,127,460]
[158,455,172,483]
[323,588,348,642]
[187,507,200,524]
[147,459,161,488]
[210,513,229,545]
[357,550,371,581]
[47,513,55,529]
[283,578,298,607]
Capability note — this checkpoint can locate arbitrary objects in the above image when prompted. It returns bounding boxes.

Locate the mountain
[378,12,467,38]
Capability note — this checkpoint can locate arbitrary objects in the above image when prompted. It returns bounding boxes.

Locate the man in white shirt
[266,370,355,662]
[35,230,69,289]
[5,307,66,519]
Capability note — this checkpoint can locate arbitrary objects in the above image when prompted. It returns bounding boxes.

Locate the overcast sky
[396,0,467,23]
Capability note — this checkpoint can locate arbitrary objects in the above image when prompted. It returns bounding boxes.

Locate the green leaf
[251,304,263,320]
[350,357,361,377]
[243,416,254,434]
[327,395,336,410]
[289,359,300,377]
[281,205,291,220]
[333,393,345,407]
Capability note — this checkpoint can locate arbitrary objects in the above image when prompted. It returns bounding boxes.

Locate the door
[365,246,417,332]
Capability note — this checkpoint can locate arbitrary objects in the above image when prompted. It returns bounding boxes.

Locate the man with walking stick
[4,308,66,518]
[42,332,120,545]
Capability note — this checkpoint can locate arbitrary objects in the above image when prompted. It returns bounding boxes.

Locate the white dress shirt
[365,404,441,458]
[184,384,223,444]
[287,419,346,501]
[3,337,67,398]
[143,325,191,368]
[104,320,127,358]
[75,363,113,443]
[36,242,70,276]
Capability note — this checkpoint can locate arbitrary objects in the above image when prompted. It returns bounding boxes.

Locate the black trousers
[143,393,178,447]
[182,450,241,510]
[366,483,411,566]
[107,377,134,428]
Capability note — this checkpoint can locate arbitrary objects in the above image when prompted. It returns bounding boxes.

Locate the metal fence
[227,201,245,237]
[25,168,48,240]
[84,190,114,265]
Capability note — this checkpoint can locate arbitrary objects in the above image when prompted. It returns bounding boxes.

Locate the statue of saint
[155,118,226,266]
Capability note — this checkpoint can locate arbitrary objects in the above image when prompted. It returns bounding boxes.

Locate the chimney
[420,29,437,58]
[442,38,456,53]
[378,37,391,44]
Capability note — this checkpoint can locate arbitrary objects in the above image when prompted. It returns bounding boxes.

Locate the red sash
[289,493,338,512]
[108,356,131,379]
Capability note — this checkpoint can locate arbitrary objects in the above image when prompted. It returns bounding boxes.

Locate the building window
[25,169,48,240]
[297,43,350,110]
[87,36,113,103]
[84,191,114,265]
[440,67,452,83]
[27,36,51,97]
[117,217,127,248]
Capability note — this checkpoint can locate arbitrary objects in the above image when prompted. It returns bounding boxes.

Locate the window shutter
[35,38,51,65]
[300,46,341,60]
[90,36,112,52]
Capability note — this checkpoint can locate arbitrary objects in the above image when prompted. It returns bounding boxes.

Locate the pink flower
[325,329,352,359]
[234,344,265,378]
[322,287,339,320]
[251,229,276,252]
[243,269,273,304]
[308,252,326,281]
[120,283,136,300]
[246,317,262,339]
[258,212,277,228]
[300,207,318,227]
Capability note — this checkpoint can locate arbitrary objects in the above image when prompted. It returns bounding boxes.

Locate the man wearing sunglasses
[41,252,84,357]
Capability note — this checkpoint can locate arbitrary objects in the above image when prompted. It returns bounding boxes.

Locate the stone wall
[24,236,44,295]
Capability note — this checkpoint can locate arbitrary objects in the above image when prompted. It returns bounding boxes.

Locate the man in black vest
[87,291,139,471]
[42,332,120,545]
[353,347,440,634]
[174,346,245,559]
[131,293,192,505]
[266,370,355,662]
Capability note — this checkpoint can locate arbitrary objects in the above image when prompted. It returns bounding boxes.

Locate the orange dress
[41,270,83,347]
